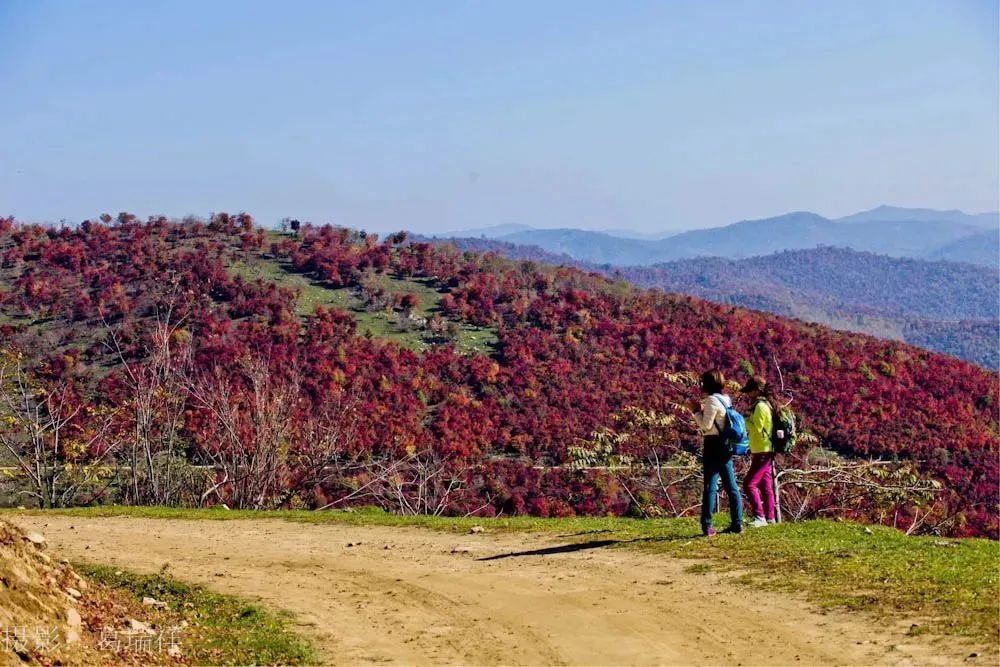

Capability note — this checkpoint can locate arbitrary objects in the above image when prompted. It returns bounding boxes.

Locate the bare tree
[774,446,941,527]
[277,389,363,505]
[320,450,470,516]
[102,302,193,505]
[0,349,115,507]
[187,352,300,510]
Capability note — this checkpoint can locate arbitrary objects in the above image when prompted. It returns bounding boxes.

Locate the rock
[127,618,156,635]
[142,596,168,609]
[24,532,46,546]
[469,525,486,534]
[16,505,25,510]
[65,607,82,643]
[451,546,472,554]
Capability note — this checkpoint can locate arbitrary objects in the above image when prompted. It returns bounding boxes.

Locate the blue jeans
[701,436,743,533]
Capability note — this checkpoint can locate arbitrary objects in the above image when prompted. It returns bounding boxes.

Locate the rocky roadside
[0,519,185,666]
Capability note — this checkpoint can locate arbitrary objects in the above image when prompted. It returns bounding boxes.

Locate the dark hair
[744,375,779,413]
[700,369,725,395]
[742,375,769,395]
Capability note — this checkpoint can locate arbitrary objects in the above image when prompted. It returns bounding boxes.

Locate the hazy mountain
[926,229,1000,267]
[655,211,982,261]
[498,228,663,265]
[836,205,999,229]
[596,228,675,240]
[483,206,999,268]
[654,211,837,260]
[430,223,533,239]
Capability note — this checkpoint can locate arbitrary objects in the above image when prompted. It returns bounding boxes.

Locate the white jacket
[694,394,730,436]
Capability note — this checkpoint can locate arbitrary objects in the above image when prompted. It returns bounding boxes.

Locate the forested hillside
[618,248,1000,369]
[636,247,997,320]
[0,215,996,538]
[429,237,999,369]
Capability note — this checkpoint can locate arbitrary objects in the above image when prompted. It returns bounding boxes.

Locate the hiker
[741,376,776,528]
[689,369,743,536]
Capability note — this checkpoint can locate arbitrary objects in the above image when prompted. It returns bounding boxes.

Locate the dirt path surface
[10,515,979,666]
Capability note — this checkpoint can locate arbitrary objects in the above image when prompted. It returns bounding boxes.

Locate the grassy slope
[227,246,498,354]
[78,562,315,665]
[0,230,497,363]
[19,506,999,642]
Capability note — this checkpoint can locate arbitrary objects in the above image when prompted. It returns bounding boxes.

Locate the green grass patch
[18,506,1000,642]
[77,562,316,666]
[228,256,497,354]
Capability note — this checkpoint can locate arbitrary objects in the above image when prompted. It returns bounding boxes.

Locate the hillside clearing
[227,249,498,354]
[7,510,995,666]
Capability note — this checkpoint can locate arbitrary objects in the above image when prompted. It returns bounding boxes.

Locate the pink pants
[744,453,776,521]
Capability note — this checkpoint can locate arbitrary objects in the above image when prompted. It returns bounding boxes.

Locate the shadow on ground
[478,534,698,561]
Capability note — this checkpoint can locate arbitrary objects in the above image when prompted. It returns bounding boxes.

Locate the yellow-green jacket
[747,399,773,454]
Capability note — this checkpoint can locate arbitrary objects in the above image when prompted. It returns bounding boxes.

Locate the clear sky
[1,1,997,234]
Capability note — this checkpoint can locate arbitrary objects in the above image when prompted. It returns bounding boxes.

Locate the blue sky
[1,1,997,233]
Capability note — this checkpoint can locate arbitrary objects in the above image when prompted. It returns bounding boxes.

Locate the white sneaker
[750,517,768,528]
[767,519,777,525]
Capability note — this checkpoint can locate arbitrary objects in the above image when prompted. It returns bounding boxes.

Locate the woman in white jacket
[688,369,744,536]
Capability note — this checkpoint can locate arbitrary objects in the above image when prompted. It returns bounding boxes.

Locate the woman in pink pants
[741,376,776,528]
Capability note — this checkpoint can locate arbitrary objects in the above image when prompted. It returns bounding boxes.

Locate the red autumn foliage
[0,216,995,536]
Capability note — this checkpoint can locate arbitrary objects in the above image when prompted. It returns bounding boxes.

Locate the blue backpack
[713,394,750,456]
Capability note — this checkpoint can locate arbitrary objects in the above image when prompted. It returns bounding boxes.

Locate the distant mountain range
[836,205,998,228]
[429,206,999,268]
[420,236,999,369]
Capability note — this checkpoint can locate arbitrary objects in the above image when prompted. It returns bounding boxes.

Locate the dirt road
[9,515,978,666]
